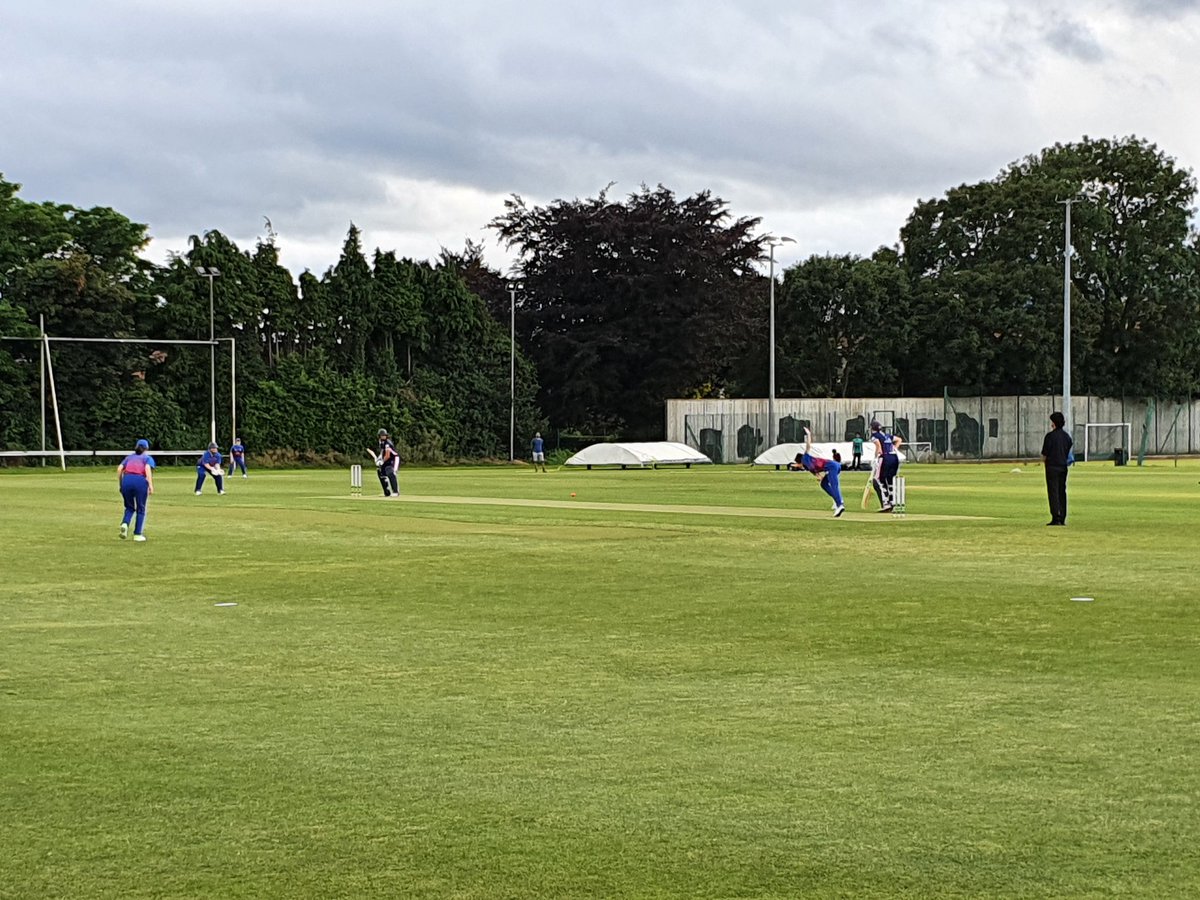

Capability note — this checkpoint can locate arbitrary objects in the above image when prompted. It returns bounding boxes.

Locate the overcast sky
[3,0,1198,276]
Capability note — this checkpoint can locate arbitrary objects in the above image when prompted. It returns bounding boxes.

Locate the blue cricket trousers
[819,460,844,507]
[195,467,224,493]
[121,474,149,535]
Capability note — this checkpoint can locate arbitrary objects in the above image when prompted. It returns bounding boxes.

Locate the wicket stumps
[892,476,906,516]
[350,464,363,497]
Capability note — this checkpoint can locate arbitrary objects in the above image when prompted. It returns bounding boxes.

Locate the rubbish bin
[1113,448,1126,466]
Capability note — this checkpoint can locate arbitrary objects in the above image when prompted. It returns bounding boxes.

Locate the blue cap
[135,439,150,450]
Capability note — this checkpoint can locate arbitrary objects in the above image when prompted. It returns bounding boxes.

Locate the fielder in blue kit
[117,439,155,541]
[788,427,845,517]
[195,443,225,494]
[229,438,247,477]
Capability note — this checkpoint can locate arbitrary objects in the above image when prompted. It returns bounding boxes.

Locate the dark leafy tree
[775,251,911,398]
[492,185,763,436]
[900,136,1200,396]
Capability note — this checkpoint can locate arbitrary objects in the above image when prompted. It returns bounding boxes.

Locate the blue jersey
[800,453,839,476]
[199,450,222,468]
[230,443,245,458]
[532,437,544,454]
[872,430,897,457]
[121,453,156,477]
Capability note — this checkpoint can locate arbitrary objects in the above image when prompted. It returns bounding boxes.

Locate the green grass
[2,461,1199,898]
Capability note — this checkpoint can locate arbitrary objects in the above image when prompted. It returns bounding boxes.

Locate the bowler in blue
[788,427,846,517]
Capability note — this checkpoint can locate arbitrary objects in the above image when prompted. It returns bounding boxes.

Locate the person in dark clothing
[375,428,400,497]
[1041,411,1073,526]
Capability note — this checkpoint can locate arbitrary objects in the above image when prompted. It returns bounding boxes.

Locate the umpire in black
[1041,411,1073,526]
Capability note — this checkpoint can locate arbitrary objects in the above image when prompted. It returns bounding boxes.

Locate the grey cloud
[1115,0,1200,18]
[1043,20,1108,62]
[2,0,1197,273]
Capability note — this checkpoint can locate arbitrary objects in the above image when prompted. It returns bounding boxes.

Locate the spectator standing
[531,432,547,472]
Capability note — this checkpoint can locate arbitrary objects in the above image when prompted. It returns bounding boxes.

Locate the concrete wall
[666,396,1199,463]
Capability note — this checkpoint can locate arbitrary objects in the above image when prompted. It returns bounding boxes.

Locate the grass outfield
[3,461,1199,898]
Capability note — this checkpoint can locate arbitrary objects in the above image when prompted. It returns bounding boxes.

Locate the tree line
[2,135,1198,456]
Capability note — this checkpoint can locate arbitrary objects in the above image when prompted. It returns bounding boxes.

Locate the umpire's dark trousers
[1045,465,1068,524]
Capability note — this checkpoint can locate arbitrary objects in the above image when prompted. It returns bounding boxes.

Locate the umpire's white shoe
[119,523,128,540]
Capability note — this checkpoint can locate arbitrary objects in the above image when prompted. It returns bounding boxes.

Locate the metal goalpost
[0,317,236,469]
[1082,422,1132,463]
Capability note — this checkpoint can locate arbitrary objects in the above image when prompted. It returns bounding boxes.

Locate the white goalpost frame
[1082,422,1132,462]
[43,331,66,470]
[0,329,236,466]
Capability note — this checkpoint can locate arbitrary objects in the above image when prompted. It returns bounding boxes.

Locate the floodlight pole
[195,267,221,445]
[507,282,522,463]
[1060,200,1073,438]
[766,236,795,448]
[228,337,237,447]
[39,314,46,466]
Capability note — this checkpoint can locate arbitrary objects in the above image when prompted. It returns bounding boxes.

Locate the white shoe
[218,490,226,495]
[119,523,128,540]
[833,505,845,518]
[195,491,202,495]
[133,534,147,542]
[242,474,248,479]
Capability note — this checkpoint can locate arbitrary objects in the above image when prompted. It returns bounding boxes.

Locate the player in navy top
[195,443,225,495]
[117,439,156,541]
[788,427,845,517]
[375,428,400,497]
[870,420,904,512]
[531,431,547,472]
[229,437,247,477]
[1041,411,1073,525]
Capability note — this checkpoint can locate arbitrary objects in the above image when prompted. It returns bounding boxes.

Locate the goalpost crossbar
[0,326,236,470]
[0,450,207,458]
[1082,422,1132,462]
